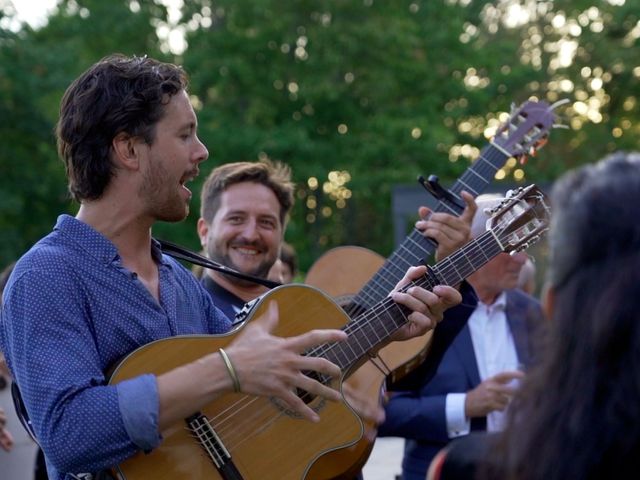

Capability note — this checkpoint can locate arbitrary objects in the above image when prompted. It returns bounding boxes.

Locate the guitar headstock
[492,100,560,161]
[485,185,551,254]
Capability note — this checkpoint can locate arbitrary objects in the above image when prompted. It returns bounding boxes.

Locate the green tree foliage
[1,0,638,271]
[178,0,544,268]
[469,0,640,178]
[0,0,170,265]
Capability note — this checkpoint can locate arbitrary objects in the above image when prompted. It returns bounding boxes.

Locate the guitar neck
[316,230,504,374]
[351,142,510,311]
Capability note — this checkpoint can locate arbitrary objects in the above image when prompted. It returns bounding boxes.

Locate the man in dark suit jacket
[378,195,545,480]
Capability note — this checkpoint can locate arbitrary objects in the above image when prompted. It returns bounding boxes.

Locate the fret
[386,303,409,329]
[383,248,422,278]
[402,233,435,259]
[476,239,491,263]
[355,240,420,306]
[373,303,407,336]
[381,256,410,276]
[349,323,376,356]
[464,167,490,187]
[457,241,478,273]
[489,140,513,158]
[436,256,463,285]
[434,200,458,215]
[315,340,343,369]
[376,314,393,337]
[358,273,395,301]
[433,230,504,287]
[429,197,461,215]
[397,244,429,263]
[455,178,475,196]
[483,144,510,166]
[475,152,503,172]
[488,228,506,252]
[371,265,401,287]
[349,324,371,357]
[362,319,382,351]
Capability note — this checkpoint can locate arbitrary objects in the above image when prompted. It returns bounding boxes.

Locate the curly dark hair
[56,54,188,202]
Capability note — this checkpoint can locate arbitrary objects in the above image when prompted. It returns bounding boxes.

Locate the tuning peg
[505,187,522,198]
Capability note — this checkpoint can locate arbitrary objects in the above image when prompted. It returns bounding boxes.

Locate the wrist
[219,348,241,393]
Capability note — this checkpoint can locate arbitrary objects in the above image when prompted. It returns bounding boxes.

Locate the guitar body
[305,246,433,480]
[305,335,433,480]
[109,285,364,480]
[305,246,386,305]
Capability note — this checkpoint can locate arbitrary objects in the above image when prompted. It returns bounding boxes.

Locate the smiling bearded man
[196,160,294,323]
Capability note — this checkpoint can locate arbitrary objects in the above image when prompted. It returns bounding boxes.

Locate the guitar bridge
[186,412,245,479]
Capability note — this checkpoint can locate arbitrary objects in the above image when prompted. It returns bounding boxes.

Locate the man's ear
[196,218,209,248]
[112,132,141,170]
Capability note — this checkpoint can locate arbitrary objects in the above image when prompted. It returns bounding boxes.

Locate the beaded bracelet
[219,347,241,393]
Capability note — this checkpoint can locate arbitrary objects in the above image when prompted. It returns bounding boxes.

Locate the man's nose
[240,220,260,241]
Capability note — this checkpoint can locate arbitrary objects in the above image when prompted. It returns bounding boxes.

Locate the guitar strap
[157,238,281,289]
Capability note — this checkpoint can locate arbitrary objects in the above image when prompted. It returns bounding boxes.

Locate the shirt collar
[478,290,507,312]
[54,214,171,267]
[151,238,172,267]
[55,214,119,264]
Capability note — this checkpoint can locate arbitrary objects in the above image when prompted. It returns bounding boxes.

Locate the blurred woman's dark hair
[485,151,640,479]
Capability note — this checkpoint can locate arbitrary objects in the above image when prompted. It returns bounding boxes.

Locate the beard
[140,158,189,223]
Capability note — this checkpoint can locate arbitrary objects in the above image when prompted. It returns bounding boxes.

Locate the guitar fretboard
[349,142,509,314]
[314,228,504,374]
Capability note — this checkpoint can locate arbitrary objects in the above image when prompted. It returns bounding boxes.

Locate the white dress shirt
[445,292,520,437]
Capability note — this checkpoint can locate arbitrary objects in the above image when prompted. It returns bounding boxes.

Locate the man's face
[199,182,283,280]
[138,90,208,222]
[472,251,529,295]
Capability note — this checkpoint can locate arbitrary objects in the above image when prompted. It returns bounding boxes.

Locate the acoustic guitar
[109,185,550,480]
[304,100,559,479]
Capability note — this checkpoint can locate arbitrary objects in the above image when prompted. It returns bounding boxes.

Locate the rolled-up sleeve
[117,374,162,451]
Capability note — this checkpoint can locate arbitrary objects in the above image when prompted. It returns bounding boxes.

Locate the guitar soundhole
[269,372,329,418]
[297,371,330,404]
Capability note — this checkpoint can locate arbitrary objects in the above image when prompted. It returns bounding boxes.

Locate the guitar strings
[196,223,515,453]
[308,228,507,364]
[204,291,337,447]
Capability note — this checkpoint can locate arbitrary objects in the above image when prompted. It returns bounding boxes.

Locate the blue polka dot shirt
[0,215,232,479]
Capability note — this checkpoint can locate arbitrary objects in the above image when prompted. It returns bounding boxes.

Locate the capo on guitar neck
[418,174,465,210]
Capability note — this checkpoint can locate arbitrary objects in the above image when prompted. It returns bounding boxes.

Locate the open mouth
[179,169,199,195]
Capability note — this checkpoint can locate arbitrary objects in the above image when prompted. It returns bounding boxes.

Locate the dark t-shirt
[200,275,246,326]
